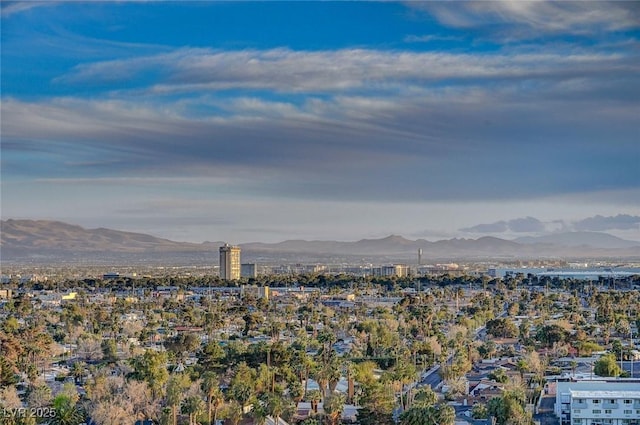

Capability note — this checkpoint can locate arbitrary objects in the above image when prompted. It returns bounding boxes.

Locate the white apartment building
[556,381,640,425]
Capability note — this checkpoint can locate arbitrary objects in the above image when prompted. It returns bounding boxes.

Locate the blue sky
[2,1,640,243]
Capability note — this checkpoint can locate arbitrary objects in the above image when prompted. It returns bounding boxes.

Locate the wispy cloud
[403,34,462,43]
[461,217,546,234]
[1,1,55,17]
[461,214,640,237]
[412,1,640,38]
[574,214,640,232]
[3,43,639,202]
[55,47,638,96]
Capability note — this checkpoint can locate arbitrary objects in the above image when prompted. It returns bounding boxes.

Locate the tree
[323,392,345,425]
[399,404,455,425]
[58,382,79,406]
[400,407,436,425]
[437,404,456,425]
[487,390,534,425]
[131,350,169,398]
[125,380,158,424]
[356,382,395,425]
[307,389,322,416]
[101,339,118,363]
[291,347,315,400]
[166,333,200,363]
[229,362,255,408]
[0,357,18,388]
[570,360,578,378]
[412,387,437,408]
[0,386,22,410]
[166,373,190,425]
[593,353,622,377]
[181,396,205,425]
[486,318,518,339]
[516,359,529,380]
[577,341,603,356]
[265,393,289,425]
[26,384,52,408]
[471,403,488,419]
[221,401,243,425]
[478,341,497,360]
[201,371,224,425]
[197,341,226,373]
[2,317,20,335]
[536,324,568,348]
[356,407,395,425]
[251,401,269,425]
[70,361,87,385]
[49,394,85,425]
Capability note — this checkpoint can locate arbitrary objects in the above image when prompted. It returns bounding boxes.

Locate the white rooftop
[570,390,640,398]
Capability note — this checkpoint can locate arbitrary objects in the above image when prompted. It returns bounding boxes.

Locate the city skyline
[2,2,639,244]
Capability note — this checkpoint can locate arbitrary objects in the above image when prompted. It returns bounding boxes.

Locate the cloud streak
[574,215,640,232]
[55,47,639,96]
[3,38,639,203]
[461,217,546,234]
[413,1,640,38]
[461,214,640,238]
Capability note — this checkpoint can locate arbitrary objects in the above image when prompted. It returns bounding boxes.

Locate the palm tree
[516,358,529,381]
[345,361,356,404]
[201,371,224,425]
[400,403,456,425]
[570,360,578,378]
[399,406,438,425]
[250,401,269,425]
[412,387,437,408]
[166,374,190,425]
[436,404,455,425]
[266,393,285,425]
[291,346,315,400]
[49,395,85,425]
[323,393,345,425]
[181,396,205,425]
[222,401,243,425]
[326,356,343,396]
[70,361,86,384]
[306,389,322,415]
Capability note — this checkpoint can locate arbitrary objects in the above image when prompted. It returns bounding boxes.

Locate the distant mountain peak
[382,234,411,242]
[2,219,639,263]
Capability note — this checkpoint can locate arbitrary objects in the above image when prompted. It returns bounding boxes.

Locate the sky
[2,1,640,243]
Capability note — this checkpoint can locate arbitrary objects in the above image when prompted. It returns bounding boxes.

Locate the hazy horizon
[2,2,639,244]
[3,217,640,247]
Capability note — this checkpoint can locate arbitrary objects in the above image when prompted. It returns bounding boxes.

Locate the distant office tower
[219,244,241,280]
[241,263,257,278]
[375,264,409,277]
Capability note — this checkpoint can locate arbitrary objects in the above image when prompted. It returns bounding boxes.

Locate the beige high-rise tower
[219,243,241,280]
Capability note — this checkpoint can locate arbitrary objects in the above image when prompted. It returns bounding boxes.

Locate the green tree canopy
[399,404,455,425]
[593,353,623,377]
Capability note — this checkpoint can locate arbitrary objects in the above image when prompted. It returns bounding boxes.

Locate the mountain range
[1,219,639,264]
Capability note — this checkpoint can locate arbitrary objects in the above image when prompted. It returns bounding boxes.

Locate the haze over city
[2,1,639,244]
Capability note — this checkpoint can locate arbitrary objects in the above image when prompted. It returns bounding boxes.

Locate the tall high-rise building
[219,244,241,280]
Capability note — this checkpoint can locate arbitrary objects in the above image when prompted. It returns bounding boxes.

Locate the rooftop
[570,390,640,398]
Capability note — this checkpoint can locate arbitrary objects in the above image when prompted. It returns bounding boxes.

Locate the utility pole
[631,330,634,378]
